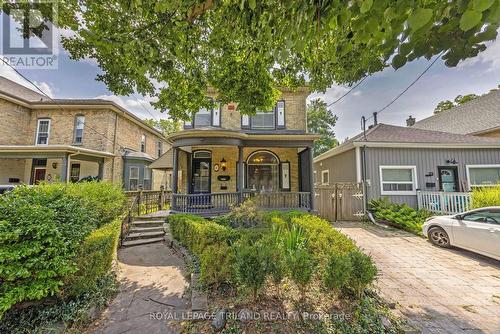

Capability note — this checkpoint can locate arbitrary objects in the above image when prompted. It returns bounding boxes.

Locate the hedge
[0,182,125,318]
[62,219,121,297]
[471,185,500,209]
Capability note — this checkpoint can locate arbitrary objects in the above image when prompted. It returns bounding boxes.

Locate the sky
[1,20,499,141]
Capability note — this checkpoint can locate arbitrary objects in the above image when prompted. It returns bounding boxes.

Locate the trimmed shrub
[66,181,126,227]
[323,253,352,295]
[234,241,269,300]
[199,244,235,286]
[286,248,316,297]
[348,250,378,298]
[471,185,500,208]
[62,219,121,297]
[223,199,263,228]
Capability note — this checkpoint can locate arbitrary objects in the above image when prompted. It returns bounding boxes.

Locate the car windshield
[462,209,500,224]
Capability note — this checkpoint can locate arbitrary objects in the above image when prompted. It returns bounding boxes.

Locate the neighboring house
[313,123,500,208]
[0,77,168,191]
[412,89,500,138]
[166,87,319,215]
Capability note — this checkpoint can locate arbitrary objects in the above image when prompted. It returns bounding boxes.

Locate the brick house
[165,87,319,215]
[0,77,168,190]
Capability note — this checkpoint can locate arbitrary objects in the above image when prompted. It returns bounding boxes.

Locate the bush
[348,250,378,298]
[223,199,263,228]
[0,185,95,318]
[369,198,431,236]
[62,219,121,297]
[199,244,235,286]
[323,253,352,295]
[234,241,269,300]
[471,185,500,208]
[66,182,126,227]
[286,248,316,297]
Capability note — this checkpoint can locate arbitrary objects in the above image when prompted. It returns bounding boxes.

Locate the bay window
[466,165,500,189]
[380,166,417,195]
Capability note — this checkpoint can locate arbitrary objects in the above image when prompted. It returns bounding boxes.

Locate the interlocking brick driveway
[335,222,500,334]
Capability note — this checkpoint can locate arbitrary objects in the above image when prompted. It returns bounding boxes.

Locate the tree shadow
[118,242,188,268]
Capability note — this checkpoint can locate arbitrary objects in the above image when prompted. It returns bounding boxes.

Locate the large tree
[307,99,338,156]
[144,118,182,136]
[2,1,499,120]
[434,85,499,113]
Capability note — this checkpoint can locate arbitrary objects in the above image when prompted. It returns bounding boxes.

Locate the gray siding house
[313,124,500,208]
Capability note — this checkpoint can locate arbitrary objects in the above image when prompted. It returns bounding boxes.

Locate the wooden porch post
[237,146,244,204]
[172,147,179,194]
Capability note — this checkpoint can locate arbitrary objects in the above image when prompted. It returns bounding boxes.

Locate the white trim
[465,164,500,190]
[129,166,140,190]
[355,146,361,183]
[379,165,417,196]
[321,169,329,185]
[35,118,51,146]
[313,171,317,185]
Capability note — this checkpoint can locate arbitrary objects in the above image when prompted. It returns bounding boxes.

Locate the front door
[33,168,46,184]
[438,166,459,192]
[191,158,211,194]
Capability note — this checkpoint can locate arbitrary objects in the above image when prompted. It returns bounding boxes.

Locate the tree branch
[188,0,214,21]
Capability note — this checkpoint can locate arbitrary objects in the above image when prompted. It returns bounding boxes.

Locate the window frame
[73,115,85,145]
[379,165,418,196]
[140,134,146,153]
[70,163,81,183]
[321,170,329,186]
[129,166,140,190]
[250,109,276,129]
[35,118,51,145]
[157,141,163,158]
[143,167,151,190]
[465,164,500,190]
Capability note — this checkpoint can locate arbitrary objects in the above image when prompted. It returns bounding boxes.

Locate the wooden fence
[417,191,471,214]
[315,183,365,221]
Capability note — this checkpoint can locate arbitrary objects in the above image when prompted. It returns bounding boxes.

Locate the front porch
[165,130,317,215]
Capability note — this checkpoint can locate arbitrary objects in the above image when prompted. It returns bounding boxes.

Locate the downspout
[361,145,368,214]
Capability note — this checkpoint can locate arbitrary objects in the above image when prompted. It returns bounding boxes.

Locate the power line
[0,58,127,151]
[131,93,161,122]
[327,76,367,107]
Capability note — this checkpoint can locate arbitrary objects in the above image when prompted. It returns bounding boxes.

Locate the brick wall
[0,99,32,144]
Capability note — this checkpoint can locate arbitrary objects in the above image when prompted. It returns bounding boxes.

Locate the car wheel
[428,227,451,248]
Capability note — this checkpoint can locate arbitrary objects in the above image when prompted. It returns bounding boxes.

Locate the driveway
[335,222,500,334]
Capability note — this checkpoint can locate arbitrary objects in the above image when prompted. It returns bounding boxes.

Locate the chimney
[406,115,415,127]
[373,112,378,126]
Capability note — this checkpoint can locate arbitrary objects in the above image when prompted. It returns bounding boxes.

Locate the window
[246,151,279,192]
[314,171,317,185]
[143,167,151,190]
[140,134,146,153]
[157,141,163,158]
[321,170,329,185]
[466,165,500,189]
[73,115,85,144]
[462,208,500,225]
[166,171,173,191]
[70,163,81,182]
[380,166,417,195]
[36,119,51,145]
[251,110,275,129]
[194,106,211,127]
[129,166,139,190]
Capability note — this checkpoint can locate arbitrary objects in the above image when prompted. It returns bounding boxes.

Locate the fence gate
[315,182,365,221]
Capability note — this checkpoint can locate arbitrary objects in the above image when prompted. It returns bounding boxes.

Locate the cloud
[0,64,54,97]
[34,81,54,98]
[459,32,500,71]
[94,94,167,120]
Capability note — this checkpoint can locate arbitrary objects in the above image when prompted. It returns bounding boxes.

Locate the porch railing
[417,191,471,214]
[125,188,172,216]
[171,191,311,215]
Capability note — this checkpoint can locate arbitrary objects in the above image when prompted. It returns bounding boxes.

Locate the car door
[453,209,500,257]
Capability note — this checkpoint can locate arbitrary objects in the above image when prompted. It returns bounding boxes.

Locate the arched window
[246,151,280,192]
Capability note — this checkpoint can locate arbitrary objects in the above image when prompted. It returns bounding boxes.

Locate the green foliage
[0,272,118,334]
[0,183,125,318]
[144,118,182,136]
[307,98,338,156]
[348,250,378,298]
[323,253,352,294]
[223,199,264,228]
[199,244,235,286]
[63,219,121,297]
[234,241,269,299]
[432,86,500,114]
[66,181,126,227]
[10,1,498,119]
[369,198,432,236]
[471,185,500,208]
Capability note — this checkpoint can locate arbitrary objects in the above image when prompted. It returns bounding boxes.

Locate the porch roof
[0,145,115,158]
[166,129,320,148]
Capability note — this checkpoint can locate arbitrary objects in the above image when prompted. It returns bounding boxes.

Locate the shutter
[212,102,221,127]
[276,100,285,129]
[241,114,250,128]
[280,162,291,190]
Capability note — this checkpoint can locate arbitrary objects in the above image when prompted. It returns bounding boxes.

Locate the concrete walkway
[90,243,189,334]
[335,221,500,334]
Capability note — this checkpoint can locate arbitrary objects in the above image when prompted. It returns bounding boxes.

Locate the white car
[422,207,500,261]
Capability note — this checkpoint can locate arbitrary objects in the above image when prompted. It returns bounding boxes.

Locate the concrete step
[122,237,164,247]
[129,226,164,233]
[125,231,164,241]
[131,220,164,228]
[135,215,169,221]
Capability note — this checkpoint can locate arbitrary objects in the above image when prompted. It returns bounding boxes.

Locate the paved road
[335,221,500,334]
[91,243,189,334]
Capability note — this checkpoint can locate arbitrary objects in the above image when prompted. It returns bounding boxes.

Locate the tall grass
[471,185,500,208]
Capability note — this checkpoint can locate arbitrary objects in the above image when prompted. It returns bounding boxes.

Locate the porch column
[237,146,244,202]
[172,147,179,193]
[60,153,68,182]
[97,160,104,180]
[308,147,315,211]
